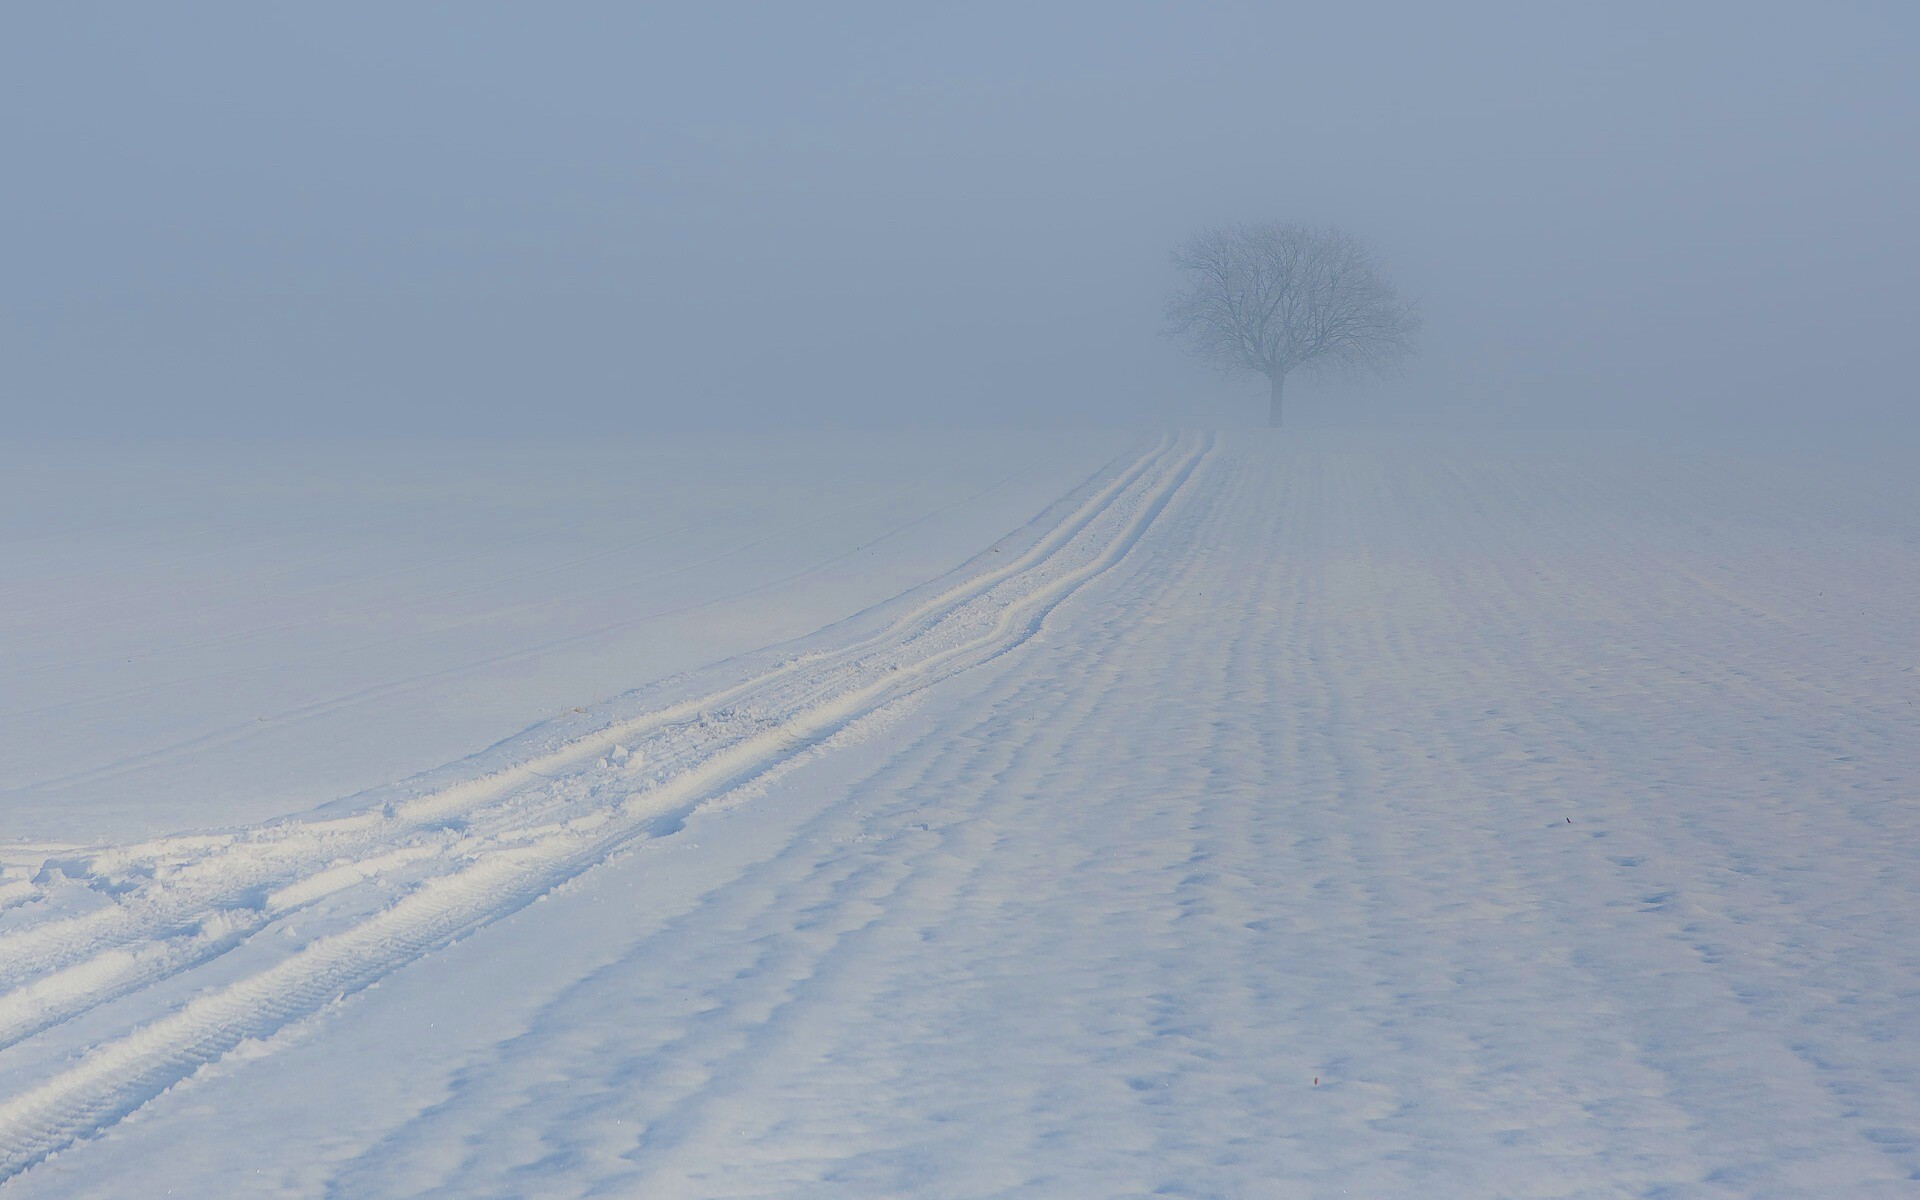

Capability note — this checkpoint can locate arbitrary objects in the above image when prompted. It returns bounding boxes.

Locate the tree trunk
[1267,372,1286,428]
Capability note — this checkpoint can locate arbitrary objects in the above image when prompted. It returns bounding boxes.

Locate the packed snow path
[3,432,1918,1196]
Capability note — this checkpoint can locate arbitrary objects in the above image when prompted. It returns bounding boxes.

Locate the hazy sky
[3,2,1915,434]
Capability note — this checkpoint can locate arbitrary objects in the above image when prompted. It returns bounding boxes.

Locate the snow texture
[1,431,1917,1197]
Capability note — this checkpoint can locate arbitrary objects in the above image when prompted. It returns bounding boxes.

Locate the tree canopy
[1166,223,1419,426]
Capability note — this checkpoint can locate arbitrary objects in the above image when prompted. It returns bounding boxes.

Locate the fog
[3,3,1915,436]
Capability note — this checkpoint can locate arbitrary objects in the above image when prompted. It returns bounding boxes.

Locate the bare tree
[1166,223,1419,427]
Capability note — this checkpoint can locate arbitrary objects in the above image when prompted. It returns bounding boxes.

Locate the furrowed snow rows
[0,433,1215,1182]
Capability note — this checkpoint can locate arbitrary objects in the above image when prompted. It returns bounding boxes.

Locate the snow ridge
[0,432,1215,1182]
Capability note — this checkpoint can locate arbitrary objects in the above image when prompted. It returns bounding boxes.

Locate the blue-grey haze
[3,2,1914,436]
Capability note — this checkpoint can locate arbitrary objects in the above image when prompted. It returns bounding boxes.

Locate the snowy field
[0,433,1127,841]
[2,430,1918,1196]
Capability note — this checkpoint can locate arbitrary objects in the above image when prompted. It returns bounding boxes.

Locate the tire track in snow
[0,435,1179,1034]
[329,432,1236,1196]
[0,433,1216,1183]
